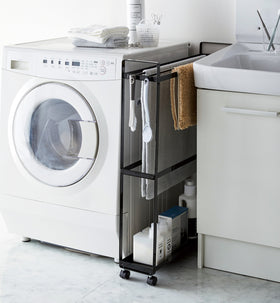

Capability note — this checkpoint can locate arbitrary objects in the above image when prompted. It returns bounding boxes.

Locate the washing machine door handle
[68,120,98,160]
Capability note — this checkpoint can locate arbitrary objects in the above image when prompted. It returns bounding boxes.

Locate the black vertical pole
[119,60,126,263]
[152,63,161,273]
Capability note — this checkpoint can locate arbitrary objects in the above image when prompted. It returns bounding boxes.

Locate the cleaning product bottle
[158,218,172,261]
[126,0,145,45]
[149,223,164,265]
[133,223,164,266]
[179,179,197,238]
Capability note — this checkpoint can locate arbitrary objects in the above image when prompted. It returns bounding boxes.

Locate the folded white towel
[71,37,128,48]
[68,25,129,44]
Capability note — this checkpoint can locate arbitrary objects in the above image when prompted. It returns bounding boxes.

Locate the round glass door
[13,82,99,187]
[30,99,82,170]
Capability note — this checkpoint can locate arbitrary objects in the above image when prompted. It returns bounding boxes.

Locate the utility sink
[194,43,280,96]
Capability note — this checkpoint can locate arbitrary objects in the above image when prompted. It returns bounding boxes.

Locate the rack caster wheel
[120,270,130,280]
[147,276,157,286]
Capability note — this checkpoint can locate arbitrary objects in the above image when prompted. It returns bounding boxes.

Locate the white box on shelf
[159,206,188,252]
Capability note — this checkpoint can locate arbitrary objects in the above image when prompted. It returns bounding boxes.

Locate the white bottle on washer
[126,0,145,45]
[179,179,197,238]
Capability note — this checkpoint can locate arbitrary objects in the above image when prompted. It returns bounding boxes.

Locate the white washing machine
[0,38,189,259]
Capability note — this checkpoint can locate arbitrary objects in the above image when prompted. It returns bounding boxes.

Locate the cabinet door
[197,89,280,248]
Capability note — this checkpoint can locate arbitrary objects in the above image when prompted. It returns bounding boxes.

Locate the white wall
[147,0,236,48]
[0,0,235,55]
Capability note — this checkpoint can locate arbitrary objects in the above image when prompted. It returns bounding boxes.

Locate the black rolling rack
[118,57,198,286]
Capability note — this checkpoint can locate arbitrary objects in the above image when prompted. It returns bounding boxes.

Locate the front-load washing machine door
[13,82,98,187]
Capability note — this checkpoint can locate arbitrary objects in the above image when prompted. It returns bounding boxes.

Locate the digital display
[11,60,29,71]
[72,61,80,67]
[65,61,69,66]
[43,59,47,64]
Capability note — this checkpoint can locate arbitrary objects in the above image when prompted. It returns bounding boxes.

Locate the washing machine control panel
[6,51,119,80]
[39,56,117,80]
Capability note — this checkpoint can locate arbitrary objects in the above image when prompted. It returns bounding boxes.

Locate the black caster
[147,275,157,286]
[120,270,130,280]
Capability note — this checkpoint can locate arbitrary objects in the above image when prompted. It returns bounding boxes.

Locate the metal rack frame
[119,57,198,285]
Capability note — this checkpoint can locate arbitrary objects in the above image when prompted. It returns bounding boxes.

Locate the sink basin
[194,43,280,96]
[213,53,280,73]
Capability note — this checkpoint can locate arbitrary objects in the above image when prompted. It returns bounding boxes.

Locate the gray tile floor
[0,217,280,303]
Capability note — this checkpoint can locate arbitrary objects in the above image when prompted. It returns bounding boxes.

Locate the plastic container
[179,179,197,238]
[133,223,164,266]
[136,20,160,47]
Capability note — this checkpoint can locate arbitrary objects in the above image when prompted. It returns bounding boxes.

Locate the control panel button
[99,66,106,75]
[72,61,80,67]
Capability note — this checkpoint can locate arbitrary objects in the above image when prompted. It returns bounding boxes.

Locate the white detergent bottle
[126,0,145,45]
[133,223,164,266]
[179,179,197,238]
[158,218,172,261]
[149,223,164,265]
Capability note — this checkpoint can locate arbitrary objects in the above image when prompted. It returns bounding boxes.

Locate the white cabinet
[197,89,280,282]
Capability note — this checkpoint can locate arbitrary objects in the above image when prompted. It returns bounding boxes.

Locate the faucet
[267,9,280,51]
[257,9,275,51]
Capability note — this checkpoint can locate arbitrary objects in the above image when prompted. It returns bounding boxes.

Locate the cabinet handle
[223,107,280,118]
